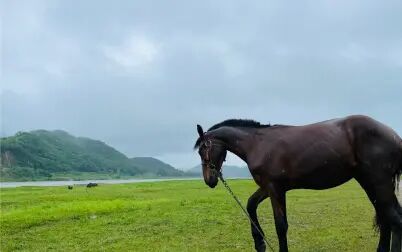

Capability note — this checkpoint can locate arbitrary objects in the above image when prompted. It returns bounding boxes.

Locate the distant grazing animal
[86,182,98,188]
[194,115,402,252]
[67,185,73,190]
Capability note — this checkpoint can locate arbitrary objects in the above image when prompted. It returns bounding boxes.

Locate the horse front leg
[268,184,288,252]
[247,188,269,252]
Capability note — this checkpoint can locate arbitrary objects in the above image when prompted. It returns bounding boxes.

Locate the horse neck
[207,126,253,163]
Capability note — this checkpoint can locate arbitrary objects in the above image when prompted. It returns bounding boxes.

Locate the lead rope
[217,171,275,252]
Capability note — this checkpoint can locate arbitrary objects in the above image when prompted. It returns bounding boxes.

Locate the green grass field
[1,179,379,251]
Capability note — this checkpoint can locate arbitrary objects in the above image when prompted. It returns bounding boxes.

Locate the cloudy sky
[2,0,402,169]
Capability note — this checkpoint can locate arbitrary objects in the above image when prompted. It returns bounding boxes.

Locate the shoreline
[0,177,251,188]
[0,177,201,188]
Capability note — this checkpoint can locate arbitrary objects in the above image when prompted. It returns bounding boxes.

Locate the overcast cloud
[1,0,402,169]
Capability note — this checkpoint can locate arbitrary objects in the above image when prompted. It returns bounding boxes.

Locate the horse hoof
[255,243,266,252]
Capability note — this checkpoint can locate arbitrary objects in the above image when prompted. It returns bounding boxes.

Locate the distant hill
[0,130,186,181]
[130,157,183,177]
[186,164,251,178]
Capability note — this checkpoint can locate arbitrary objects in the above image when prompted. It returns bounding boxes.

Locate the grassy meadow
[1,179,379,251]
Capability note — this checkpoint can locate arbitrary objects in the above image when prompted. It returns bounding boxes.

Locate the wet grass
[0,179,378,251]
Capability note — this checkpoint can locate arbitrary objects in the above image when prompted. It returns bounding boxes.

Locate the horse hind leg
[377,224,391,252]
[374,200,401,252]
[390,160,402,252]
[374,192,402,252]
[387,203,402,252]
[388,142,402,251]
[391,231,402,252]
[380,202,402,252]
[355,176,402,252]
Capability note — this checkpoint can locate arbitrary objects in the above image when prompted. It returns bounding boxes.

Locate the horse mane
[194,119,272,149]
[207,119,271,131]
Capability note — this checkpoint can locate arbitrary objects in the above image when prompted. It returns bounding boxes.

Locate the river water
[0,177,202,188]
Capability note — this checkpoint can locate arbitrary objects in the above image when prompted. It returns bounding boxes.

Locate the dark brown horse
[194,115,402,252]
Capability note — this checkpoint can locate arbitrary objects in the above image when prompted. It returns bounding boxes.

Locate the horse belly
[291,164,354,189]
[289,149,356,190]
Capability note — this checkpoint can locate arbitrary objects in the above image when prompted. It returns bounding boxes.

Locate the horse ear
[197,124,204,138]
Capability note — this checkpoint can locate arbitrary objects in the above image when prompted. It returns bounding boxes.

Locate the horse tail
[393,167,401,192]
[394,140,402,192]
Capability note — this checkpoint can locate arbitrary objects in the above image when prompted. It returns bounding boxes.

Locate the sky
[1,0,402,169]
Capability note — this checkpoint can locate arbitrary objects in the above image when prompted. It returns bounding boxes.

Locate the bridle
[200,138,226,174]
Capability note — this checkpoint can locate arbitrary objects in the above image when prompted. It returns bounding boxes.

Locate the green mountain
[130,157,183,177]
[186,164,251,178]
[0,130,185,181]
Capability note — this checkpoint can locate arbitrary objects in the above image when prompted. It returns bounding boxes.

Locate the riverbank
[0,177,202,188]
